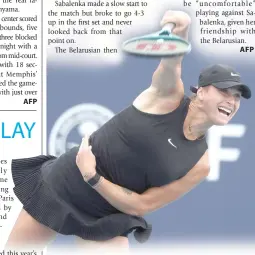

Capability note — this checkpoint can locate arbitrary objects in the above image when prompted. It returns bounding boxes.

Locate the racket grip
[162,23,175,33]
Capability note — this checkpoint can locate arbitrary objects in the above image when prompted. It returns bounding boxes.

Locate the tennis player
[6,10,251,252]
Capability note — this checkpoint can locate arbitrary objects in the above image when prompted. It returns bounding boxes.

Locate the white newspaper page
[0,0,43,251]
[1,0,255,254]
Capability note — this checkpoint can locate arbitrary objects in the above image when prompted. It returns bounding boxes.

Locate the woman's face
[199,85,241,126]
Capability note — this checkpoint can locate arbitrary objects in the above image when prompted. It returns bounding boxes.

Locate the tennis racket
[122,23,191,57]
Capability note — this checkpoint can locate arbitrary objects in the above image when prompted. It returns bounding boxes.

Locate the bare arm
[76,137,210,217]
[94,163,209,217]
[150,60,183,98]
[149,11,191,97]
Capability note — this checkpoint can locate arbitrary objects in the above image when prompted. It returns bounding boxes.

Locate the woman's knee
[108,236,129,247]
[75,236,129,250]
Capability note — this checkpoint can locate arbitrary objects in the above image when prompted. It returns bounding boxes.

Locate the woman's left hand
[76,135,97,181]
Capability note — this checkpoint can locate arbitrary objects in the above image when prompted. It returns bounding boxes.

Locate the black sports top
[89,95,207,192]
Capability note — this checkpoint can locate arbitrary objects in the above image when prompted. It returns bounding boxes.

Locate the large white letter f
[207,124,246,181]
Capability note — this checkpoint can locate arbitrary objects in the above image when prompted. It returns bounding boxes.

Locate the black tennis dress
[11,95,207,243]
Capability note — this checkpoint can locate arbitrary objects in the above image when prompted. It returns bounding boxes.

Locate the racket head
[122,32,191,57]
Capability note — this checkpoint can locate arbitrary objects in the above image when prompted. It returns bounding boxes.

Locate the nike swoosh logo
[168,139,177,149]
[231,72,240,77]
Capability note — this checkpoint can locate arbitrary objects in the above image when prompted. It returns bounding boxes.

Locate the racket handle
[162,23,175,33]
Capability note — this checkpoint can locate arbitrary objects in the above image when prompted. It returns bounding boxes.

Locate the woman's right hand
[160,10,191,40]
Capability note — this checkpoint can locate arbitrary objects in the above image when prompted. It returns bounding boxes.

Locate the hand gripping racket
[122,23,191,57]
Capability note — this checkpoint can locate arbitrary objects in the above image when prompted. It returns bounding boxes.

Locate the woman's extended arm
[148,10,191,98]
[76,137,210,217]
[94,165,209,216]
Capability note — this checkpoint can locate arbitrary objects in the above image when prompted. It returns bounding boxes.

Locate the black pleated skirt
[11,154,152,243]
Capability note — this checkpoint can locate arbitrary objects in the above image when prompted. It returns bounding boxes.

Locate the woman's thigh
[5,209,57,250]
